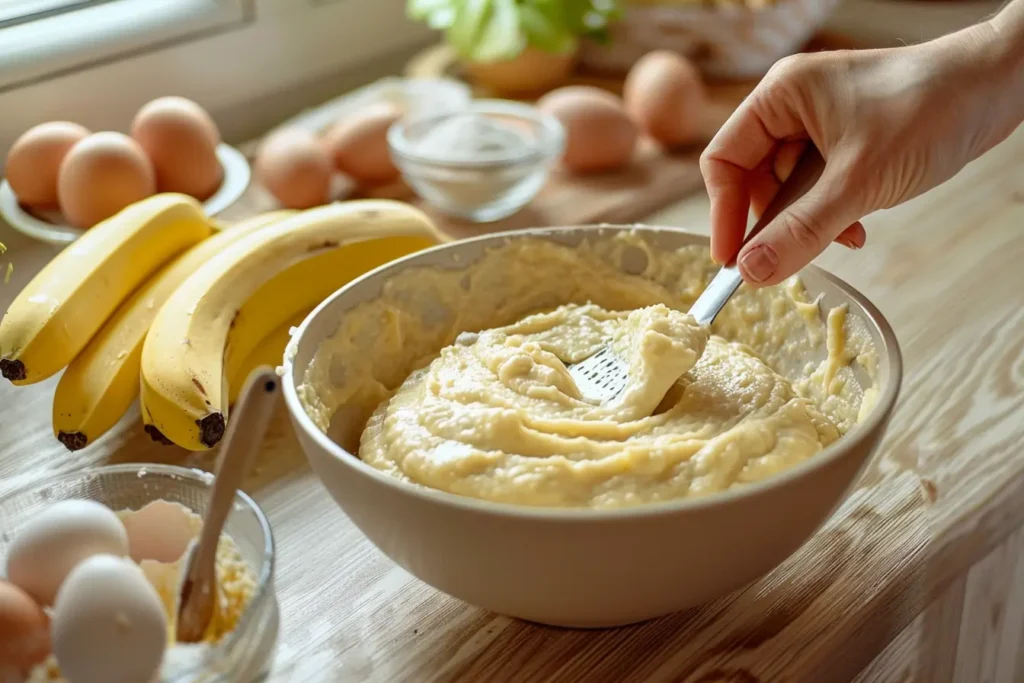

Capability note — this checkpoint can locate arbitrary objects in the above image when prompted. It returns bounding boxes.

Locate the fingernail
[837,237,861,250]
[739,245,778,283]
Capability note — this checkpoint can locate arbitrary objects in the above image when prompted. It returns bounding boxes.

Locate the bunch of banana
[51,210,296,451]
[221,230,441,400]
[225,308,311,406]
[140,199,442,451]
[0,193,441,452]
[0,194,214,385]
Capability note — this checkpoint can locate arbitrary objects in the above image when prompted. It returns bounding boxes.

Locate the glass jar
[0,463,278,683]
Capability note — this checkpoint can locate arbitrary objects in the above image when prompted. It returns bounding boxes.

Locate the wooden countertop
[2,3,1023,681]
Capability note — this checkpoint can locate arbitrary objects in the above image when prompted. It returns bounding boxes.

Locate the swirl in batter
[300,234,875,509]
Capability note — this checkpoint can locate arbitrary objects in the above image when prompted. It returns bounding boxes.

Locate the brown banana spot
[145,424,174,445]
[191,378,207,396]
[198,413,226,447]
[57,431,88,451]
[0,359,26,382]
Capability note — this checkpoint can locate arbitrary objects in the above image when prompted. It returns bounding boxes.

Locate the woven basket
[579,0,843,80]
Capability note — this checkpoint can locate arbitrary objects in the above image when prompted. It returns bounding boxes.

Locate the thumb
[735,167,864,286]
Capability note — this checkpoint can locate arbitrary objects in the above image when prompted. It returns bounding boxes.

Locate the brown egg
[537,86,637,174]
[624,50,705,148]
[0,580,50,672]
[131,96,223,200]
[255,128,332,209]
[5,121,90,209]
[323,103,401,185]
[57,132,156,229]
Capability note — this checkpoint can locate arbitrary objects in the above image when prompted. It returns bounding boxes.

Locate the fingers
[835,222,866,250]
[700,60,809,264]
[702,157,751,265]
[772,140,805,185]
[736,168,865,286]
[751,142,866,253]
[703,54,870,282]
[701,88,794,264]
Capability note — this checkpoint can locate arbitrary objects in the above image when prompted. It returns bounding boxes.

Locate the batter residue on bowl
[299,231,878,509]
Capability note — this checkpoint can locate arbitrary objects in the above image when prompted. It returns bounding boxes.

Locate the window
[0,0,108,29]
[0,0,432,156]
[0,0,250,91]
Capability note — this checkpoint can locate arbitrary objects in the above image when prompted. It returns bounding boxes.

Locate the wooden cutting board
[228,32,860,240]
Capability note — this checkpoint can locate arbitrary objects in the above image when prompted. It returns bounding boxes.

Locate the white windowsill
[0,0,248,91]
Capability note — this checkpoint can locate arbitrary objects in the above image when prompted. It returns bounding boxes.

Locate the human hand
[700,23,1022,286]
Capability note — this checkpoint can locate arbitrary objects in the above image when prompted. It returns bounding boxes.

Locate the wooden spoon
[176,366,280,643]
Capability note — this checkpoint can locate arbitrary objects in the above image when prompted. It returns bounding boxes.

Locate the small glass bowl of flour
[387,99,565,222]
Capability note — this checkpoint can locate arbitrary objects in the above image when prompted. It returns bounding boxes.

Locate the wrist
[986,1,1024,79]
[984,2,1024,130]
[928,13,1024,155]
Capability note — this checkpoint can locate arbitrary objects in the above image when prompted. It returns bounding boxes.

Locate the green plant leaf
[407,0,454,24]
[447,0,525,63]
[527,0,568,28]
[445,0,490,54]
[519,4,575,54]
[430,0,619,61]
[427,7,457,29]
[476,0,527,61]
[562,0,622,38]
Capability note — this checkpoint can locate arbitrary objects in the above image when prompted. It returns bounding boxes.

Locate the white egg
[52,554,167,683]
[5,500,129,605]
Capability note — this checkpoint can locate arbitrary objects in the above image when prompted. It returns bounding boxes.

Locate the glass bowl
[0,464,278,683]
[387,99,565,223]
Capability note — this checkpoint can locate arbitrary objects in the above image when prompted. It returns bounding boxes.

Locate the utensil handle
[689,145,825,326]
[177,366,279,642]
[200,366,279,547]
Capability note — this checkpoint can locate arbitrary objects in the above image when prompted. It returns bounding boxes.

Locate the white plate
[0,143,251,245]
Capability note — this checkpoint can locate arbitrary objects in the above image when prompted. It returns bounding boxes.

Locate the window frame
[0,0,250,92]
[0,0,112,29]
[0,0,433,161]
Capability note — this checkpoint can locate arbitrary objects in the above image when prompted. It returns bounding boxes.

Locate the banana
[222,231,441,400]
[226,308,311,406]
[0,194,213,385]
[140,199,443,450]
[51,211,296,451]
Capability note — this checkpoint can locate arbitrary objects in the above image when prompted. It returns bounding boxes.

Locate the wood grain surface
[2,121,1023,680]
[3,18,1024,683]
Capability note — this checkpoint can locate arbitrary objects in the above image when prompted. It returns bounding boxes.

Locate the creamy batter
[299,231,877,509]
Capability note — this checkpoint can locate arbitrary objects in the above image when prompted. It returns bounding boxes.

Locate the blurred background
[0,0,1004,158]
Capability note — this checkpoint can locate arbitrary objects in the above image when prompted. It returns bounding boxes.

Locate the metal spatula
[567,146,827,404]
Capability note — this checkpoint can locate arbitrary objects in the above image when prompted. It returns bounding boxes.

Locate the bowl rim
[387,98,566,170]
[282,225,903,521]
[0,462,276,673]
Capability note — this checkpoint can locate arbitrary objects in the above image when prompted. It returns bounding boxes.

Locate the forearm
[925,1,1024,156]
[983,1,1024,137]
[987,0,1024,78]
[989,0,1024,47]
